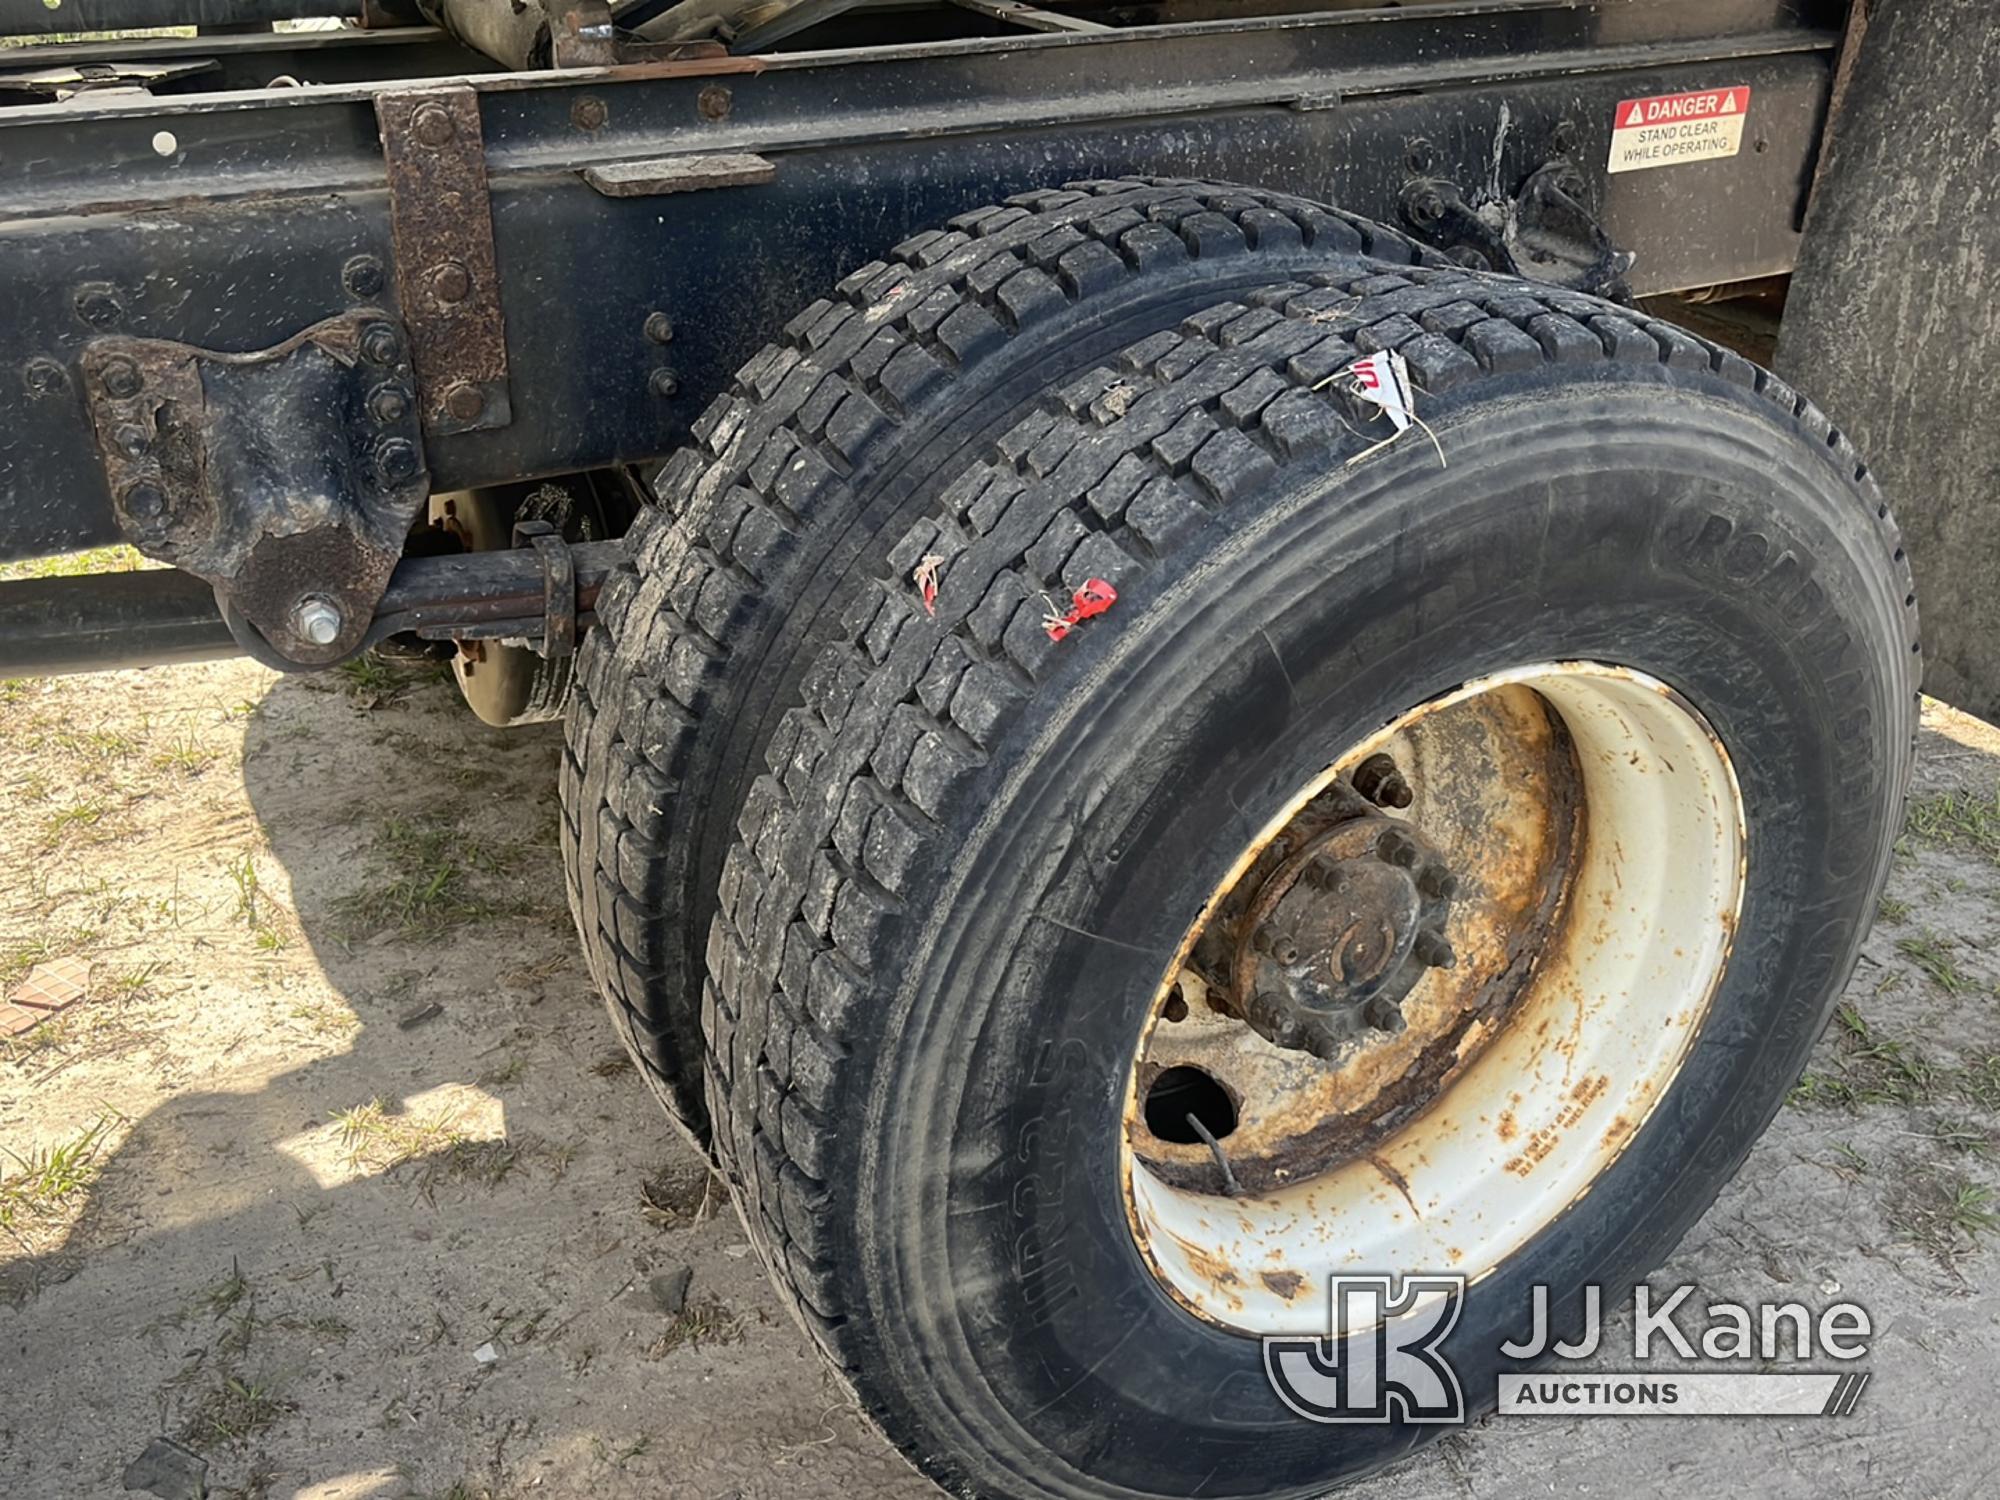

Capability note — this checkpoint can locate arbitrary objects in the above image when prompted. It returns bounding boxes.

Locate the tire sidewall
[852,371,1911,1498]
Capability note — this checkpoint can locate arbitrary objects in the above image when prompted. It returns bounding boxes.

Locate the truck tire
[560,179,1441,1139]
[703,268,1918,1495]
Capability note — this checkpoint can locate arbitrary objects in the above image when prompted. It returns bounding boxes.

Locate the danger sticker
[1608,86,1750,174]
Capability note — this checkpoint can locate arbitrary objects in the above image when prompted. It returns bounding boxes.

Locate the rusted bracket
[79,310,432,667]
[376,86,513,437]
[510,518,577,658]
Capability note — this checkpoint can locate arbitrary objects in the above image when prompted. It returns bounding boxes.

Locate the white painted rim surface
[1124,663,1748,1334]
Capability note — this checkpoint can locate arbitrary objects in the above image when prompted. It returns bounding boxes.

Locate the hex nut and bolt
[360,323,401,364]
[376,437,420,486]
[443,382,485,422]
[113,423,151,458]
[643,311,675,344]
[99,356,144,399]
[368,384,411,424]
[293,595,344,647]
[121,481,166,520]
[74,283,123,329]
[571,95,608,131]
[22,358,67,398]
[427,260,472,307]
[412,102,456,147]
[342,254,386,298]
[648,368,680,398]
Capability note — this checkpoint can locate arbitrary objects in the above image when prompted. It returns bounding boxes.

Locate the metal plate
[376,86,515,436]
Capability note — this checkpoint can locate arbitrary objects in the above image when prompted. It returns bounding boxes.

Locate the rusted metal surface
[376,86,513,437]
[1123,665,1748,1332]
[581,151,777,197]
[78,310,431,667]
[1129,686,1582,1198]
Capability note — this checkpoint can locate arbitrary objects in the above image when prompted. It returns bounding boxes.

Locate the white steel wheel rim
[1121,662,1747,1335]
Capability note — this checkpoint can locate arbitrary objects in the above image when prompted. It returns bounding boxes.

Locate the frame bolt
[360,322,401,364]
[442,381,486,422]
[99,355,144,399]
[571,94,609,131]
[643,311,675,344]
[412,102,456,147]
[427,260,472,307]
[22,357,67,398]
[342,253,385,298]
[376,437,420,486]
[121,481,165,520]
[73,282,124,329]
[368,383,411,424]
[648,367,680,398]
[293,595,344,647]
[113,423,151,458]
[1352,753,1414,808]
[697,85,732,121]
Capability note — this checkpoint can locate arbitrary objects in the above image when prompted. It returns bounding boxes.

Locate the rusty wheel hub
[1122,664,1748,1333]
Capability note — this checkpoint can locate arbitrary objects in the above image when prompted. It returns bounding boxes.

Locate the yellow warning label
[1608,87,1750,174]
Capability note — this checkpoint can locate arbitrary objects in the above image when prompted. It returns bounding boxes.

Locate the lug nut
[1375,826,1420,868]
[293,594,343,647]
[648,367,681,399]
[1413,929,1456,970]
[1417,864,1460,900]
[1364,996,1407,1034]
[1352,753,1414,809]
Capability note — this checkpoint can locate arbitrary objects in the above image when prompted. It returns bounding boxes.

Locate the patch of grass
[476,1053,527,1089]
[0,925,98,991]
[39,797,106,850]
[333,654,445,709]
[1789,1003,1939,1110]
[1890,1168,2000,1268]
[287,998,355,1035]
[1897,931,1974,995]
[590,1052,634,1078]
[645,1296,743,1359]
[180,1374,293,1449]
[331,1098,527,1193]
[226,849,261,926]
[1877,895,1911,924]
[0,544,146,581]
[0,1111,120,1241]
[333,815,527,938]
[151,731,217,775]
[1905,785,2000,860]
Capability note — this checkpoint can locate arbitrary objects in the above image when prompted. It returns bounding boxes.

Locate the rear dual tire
[562,181,1918,1497]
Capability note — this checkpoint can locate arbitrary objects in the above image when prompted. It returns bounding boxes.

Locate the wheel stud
[1352,753,1414,808]
[1364,996,1407,1034]
[1417,863,1460,899]
[1375,826,1420,868]
[1413,929,1456,969]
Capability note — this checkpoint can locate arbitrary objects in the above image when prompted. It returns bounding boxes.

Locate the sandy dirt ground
[3,654,1999,1500]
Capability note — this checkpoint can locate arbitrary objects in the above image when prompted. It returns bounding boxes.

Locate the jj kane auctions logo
[1265,1275,1873,1422]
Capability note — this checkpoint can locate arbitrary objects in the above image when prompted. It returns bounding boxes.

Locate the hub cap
[1122,663,1746,1332]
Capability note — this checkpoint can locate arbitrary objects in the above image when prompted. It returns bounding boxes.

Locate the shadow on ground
[3,659,2000,1500]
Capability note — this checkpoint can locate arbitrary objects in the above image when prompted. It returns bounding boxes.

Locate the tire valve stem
[1352,752,1414,808]
[1185,1112,1247,1198]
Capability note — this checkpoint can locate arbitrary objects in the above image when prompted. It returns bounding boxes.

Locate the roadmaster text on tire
[701,247,1918,1492]
[561,180,1451,1140]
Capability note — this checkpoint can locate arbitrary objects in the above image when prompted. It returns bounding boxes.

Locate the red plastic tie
[1044,578,1118,642]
